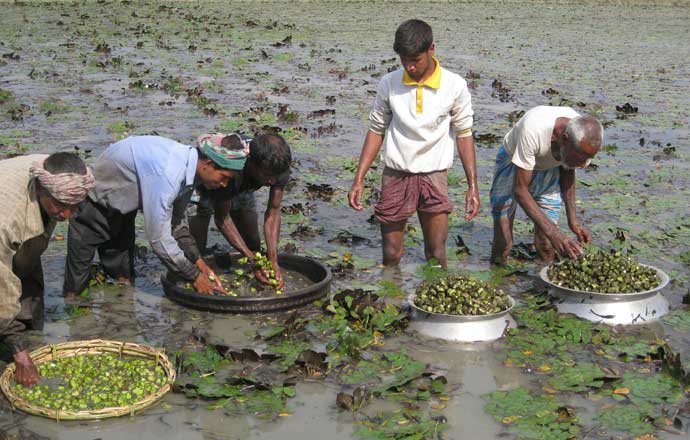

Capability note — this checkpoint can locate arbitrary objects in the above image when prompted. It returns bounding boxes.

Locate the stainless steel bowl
[539,264,670,325]
[407,295,517,342]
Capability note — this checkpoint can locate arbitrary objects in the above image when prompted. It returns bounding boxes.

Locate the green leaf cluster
[546,363,606,392]
[182,346,229,373]
[483,388,579,440]
[354,409,448,440]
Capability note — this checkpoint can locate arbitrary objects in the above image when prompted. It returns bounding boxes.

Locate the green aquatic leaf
[662,309,690,331]
[547,363,606,392]
[375,280,405,298]
[191,375,239,398]
[596,405,656,436]
[339,359,380,385]
[354,410,448,440]
[483,388,579,440]
[619,372,683,406]
[602,336,660,361]
[370,304,408,332]
[267,340,312,371]
[183,346,228,373]
[677,250,690,266]
[212,387,294,415]
[375,351,426,393]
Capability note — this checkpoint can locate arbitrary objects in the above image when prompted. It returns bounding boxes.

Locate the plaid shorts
[489,145,561,223]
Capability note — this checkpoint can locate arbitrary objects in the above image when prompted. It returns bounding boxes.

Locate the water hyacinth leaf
[596,405,656,436]
[354,410,448,440]
[662,309,690,331]
[266,340,312,371]
[547,363,607,392]
[618,372,683,406]
[483,388,579,440]
[375,280,405,298]
[374,351,426,393]
[183,346,228,373]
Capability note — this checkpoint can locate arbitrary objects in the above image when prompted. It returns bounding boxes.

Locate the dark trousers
[64,199,136,295]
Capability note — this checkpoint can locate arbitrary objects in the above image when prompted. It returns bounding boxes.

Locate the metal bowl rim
[539,263,669,299]
[408,295,515,321]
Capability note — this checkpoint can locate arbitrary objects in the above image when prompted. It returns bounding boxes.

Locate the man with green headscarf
[63,135,247,297]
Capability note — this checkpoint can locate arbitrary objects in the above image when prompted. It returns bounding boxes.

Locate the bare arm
[263,185,283,267]
[250,185,284,288]
[348,130,384,211]
[213,199,254,259]
[455,135,480,220]
[514,167,582,259]
[559,167,591,244]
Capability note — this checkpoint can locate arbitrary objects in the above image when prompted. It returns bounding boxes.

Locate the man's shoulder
[380,68,404,86]
[116,135,189,151]
[438,66,468,92]
[525,106,579,120]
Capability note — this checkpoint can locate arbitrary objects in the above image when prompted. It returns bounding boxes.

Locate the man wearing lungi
[489,106,603,264]
[348,19,480,267]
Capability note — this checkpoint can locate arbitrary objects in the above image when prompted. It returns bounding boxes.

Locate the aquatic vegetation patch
[484,388,580,440]
[354,409,448,440]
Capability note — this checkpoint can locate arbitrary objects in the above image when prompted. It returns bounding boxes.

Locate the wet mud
[1,1,690,439]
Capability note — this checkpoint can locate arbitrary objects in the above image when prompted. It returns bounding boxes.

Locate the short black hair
[220,134,246,151]
[44,152,87,175]
[248,133,291,175]
[393,19,433,57]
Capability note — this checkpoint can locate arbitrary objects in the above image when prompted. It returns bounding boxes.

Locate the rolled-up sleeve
[140,175,199,281]
[369,77,392,135]
[450,79,474,138]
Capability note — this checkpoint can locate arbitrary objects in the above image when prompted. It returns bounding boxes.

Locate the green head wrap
[197,133,249,170]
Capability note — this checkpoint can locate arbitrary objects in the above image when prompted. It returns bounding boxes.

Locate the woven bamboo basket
[0,339,176,421]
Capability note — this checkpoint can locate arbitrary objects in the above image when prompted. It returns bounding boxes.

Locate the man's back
[89,136,196,214]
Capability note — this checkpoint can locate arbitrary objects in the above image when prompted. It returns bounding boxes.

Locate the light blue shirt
[89,136,199,279]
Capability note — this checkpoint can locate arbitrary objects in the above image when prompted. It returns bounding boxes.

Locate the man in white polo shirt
[348,19,480,267]
[489,106,603,264]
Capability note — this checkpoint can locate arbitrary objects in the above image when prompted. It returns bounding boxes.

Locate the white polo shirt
[504,106,580,171]
[369,58,474,174]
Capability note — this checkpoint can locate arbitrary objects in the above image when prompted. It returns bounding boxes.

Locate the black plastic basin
[161,254,332,313]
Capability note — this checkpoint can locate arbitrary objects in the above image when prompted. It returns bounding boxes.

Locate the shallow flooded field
[1,1,689,439]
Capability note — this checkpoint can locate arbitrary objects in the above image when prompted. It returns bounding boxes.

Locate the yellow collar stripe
[402,57,441,113]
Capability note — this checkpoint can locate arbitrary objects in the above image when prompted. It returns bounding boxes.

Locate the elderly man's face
[558,130,598,169]
[562,143,595,169]
[38,190,79,221]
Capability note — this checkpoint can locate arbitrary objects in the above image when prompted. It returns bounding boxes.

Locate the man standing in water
[63,135,247,298]
[348,19,480,267]
[489,106,603,264]
[0,152,94,386]
[179,132,292,288]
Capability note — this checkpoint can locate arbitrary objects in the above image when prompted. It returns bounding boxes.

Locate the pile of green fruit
[547,250,660,293]
[188,253,283,297]
[414,275,510,316]
[13,354,167,411]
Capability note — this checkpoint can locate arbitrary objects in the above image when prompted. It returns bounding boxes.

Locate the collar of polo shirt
[402,57,441,114]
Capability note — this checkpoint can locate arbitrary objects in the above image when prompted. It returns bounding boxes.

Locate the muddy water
[1,1,690,439]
